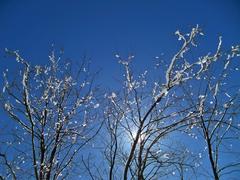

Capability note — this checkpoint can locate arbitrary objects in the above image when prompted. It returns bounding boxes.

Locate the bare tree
[101,25,240,180]
[0,50,102,180]
[1,26,239,180]
[182,44,240,180]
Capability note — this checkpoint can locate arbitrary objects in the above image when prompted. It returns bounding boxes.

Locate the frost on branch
[0,49,101,179]
[102,26,240,180]
[1,26,240,180]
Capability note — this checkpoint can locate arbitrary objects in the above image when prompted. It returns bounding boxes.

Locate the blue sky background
[0,0,240,179]
[0,0,240,86]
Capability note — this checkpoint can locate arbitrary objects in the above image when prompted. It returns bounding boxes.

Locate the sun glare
[127,128,146,144]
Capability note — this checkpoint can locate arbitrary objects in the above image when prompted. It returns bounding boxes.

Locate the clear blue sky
[0,0,240,85]
[0,1,240,179]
